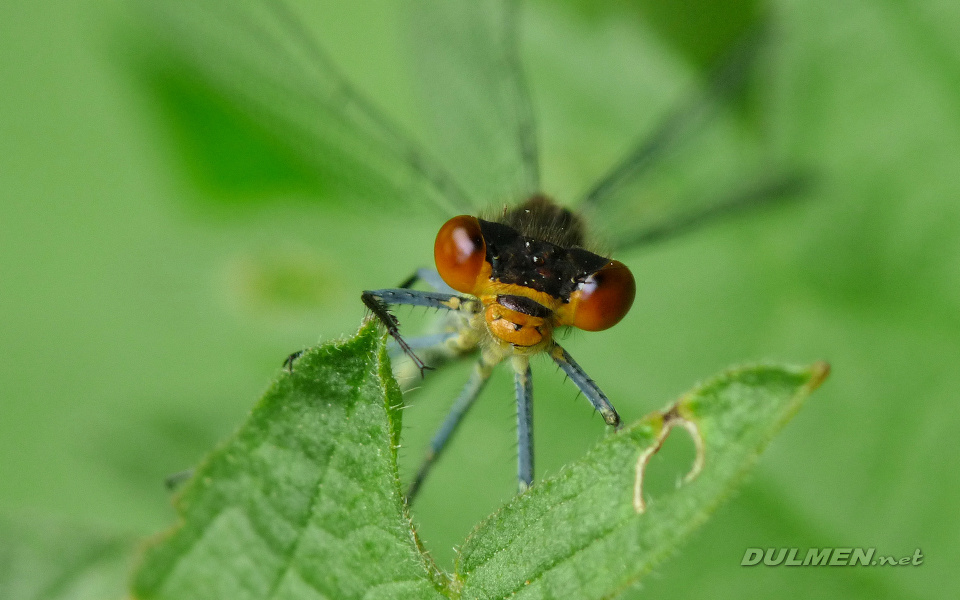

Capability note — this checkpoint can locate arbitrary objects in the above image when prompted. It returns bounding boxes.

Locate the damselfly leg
[550,344,621,428]
[513,357,534,492]
[361,289,482,377]
[406,354,498,501]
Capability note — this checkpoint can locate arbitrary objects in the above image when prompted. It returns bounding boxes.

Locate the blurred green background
[1,0,957,598]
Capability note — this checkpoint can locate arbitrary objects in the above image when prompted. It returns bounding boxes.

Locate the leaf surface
[131,318,826,599]
[132,321,446,600]
[454,362,829,599]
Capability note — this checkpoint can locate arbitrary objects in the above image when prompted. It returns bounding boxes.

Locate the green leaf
[131,317,827,600]
[132,320,447,600]
[453,362,829,599]
[0,518,133,600]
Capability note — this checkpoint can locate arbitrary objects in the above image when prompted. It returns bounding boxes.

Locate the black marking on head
[478,217,609,300]
[497,294,553,318]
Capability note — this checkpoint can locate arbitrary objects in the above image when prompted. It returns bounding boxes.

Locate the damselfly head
[434,195,636,349]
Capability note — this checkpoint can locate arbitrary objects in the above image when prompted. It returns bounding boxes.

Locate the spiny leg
[514,356,534,492]
[393,326,485,389]
[550,344,621,429]
[387,331,458,358]
[388,270,460,363]
[283,274,461,372]
[361,288,480,377]
[406,354,497,502]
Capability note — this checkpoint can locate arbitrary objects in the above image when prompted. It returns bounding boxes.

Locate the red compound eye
[572,260,636,331]
[434,215,487,294]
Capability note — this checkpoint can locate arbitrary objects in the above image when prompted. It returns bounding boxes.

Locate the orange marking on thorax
[470,275,569,347]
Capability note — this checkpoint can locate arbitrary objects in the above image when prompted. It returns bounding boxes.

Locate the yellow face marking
[485,303,549,347]
[466,272,562,348]
[462,257,585,350]
[475,280,563,313]
[552,288,584,328]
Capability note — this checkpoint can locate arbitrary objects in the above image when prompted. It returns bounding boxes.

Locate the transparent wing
[137,0,473,216]
[405,0,540,210]
[576,26,809,253]
[608,173,812,251]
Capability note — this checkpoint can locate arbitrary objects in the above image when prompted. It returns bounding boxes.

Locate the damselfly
[144,0,805,502]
